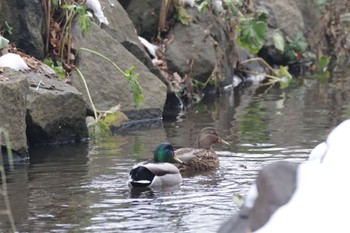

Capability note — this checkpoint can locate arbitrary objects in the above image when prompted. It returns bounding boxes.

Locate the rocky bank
[0,0,329,157]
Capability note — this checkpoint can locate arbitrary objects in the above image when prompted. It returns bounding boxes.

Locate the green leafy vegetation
[59,2,91,62]
[239,57,293,88]
[77,48,144,109]
[318,56,330,72]
[1,21,13,35]
[124,66,144,108]
[87,108,128,138]
[43,58,66,79]
[236,19,267,54]
[222,0,247,19]
[197,1,209,13]
[275,65,293,89]
[75,48,143,137]
[220,0,295,87]
[314,0,331,13]
[61,3,91,35]
[167,0,295,102]
[217,0,269,54]
[284,32,308,62]
[176,6,192,25]
[42,0,92,71]
[273,30,285,52]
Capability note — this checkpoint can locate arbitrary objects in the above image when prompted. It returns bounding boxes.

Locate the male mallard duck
[175,127,230,172]
[129,143,183,188]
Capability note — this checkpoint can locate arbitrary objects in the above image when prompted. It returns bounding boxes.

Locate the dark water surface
[2,70,350,232]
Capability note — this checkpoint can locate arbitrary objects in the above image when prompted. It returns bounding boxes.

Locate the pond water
[2,70,350,232]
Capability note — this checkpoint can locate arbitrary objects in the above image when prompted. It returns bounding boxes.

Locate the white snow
[85,0,109,25]
[138,36,159,58]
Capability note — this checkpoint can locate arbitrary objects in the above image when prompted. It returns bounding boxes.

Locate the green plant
[236,18,267,54]
[124,66,143,108]
[271,30,308,63]
[60,2,91,62]
[284,32,308,62]
[1,21,13,35]
[272,30,285,52]
[43,0,92,67]
[43,58,66,79]
[0,129,16,232]
[314,0,332,13]
[76,47,144,118]
[61,3,91,35]
[174,0,192,25]
[317,55,330,72]
[197,1,209,13]
[86,106,128,138]
[222,0,268,54]
[76,49,143,138]
[239,57,293,88]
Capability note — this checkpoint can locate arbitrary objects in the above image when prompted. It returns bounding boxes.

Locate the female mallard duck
[175,127,230,172]
[129,143,183,188]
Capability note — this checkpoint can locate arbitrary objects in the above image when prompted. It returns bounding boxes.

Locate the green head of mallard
[154,143,183,163]
[197,127,230,150]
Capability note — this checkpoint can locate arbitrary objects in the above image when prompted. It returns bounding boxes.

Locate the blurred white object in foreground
[255,119,350,233]
[308,141,327,162]
[0,53,29,71]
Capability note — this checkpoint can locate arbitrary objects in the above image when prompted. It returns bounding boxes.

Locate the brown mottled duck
[174,127,230,172]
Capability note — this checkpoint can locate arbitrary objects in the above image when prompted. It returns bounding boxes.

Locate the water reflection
[2,72,350,232]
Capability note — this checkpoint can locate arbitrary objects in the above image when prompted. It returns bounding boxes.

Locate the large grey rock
[165,7,217,84]
[198,11,238,86]
[218,161,299,233]
[0,70,29,156]
[0,0,45,59]
[26,72,88,145]
[70,21,167,119]
[166,7,237,85]
[98,0,143,48]
[120,2,237,86]
[98,0,167,85]
[295,0,323,52]
[258,0,304,39]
